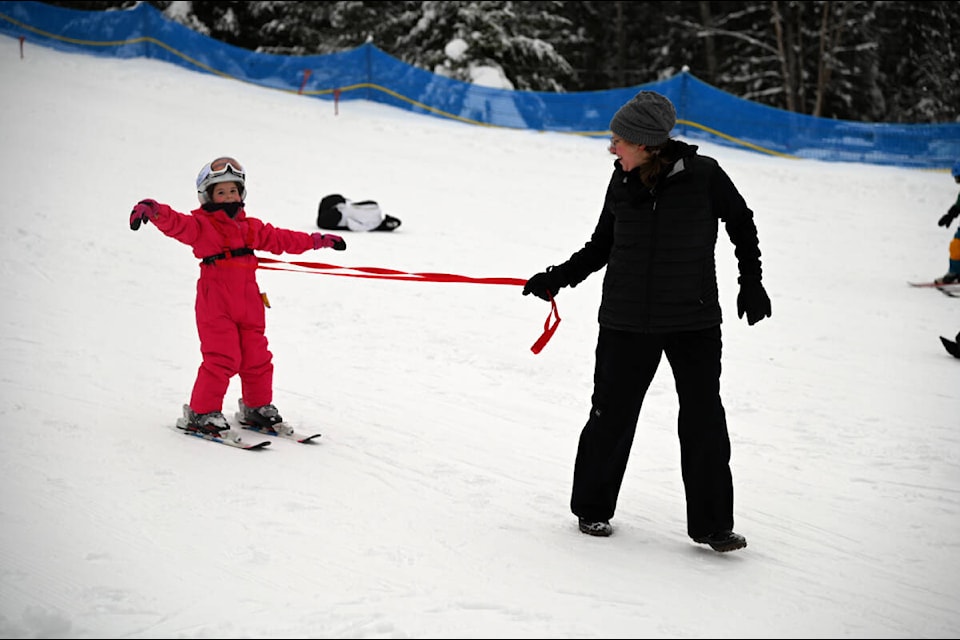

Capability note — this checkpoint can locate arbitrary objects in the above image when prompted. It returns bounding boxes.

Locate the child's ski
[173,420,271,450]
[238,424,322,443]
[907,281,960,297]
[235,414,322,443]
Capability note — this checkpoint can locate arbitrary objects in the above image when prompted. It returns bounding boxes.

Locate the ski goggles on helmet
[196,157,245,188]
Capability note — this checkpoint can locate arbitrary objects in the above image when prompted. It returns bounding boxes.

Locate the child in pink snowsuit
[130,157,346,438]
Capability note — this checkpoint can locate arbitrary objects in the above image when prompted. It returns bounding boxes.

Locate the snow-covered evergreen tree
[38,0,960,122]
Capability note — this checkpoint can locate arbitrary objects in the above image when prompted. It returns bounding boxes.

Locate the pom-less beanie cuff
[610,91,677,146]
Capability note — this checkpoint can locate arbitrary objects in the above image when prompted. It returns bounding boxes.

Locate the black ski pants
[570,325,734,539]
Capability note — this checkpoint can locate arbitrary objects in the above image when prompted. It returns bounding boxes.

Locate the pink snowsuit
[150,202,315,414]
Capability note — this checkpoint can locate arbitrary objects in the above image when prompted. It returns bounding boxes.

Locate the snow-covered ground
[1,35,958,639]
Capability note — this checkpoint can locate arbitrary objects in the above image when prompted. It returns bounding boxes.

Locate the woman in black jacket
[523,91,771,552]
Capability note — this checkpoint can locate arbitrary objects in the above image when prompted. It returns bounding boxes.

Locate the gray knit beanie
[609,91,677,146]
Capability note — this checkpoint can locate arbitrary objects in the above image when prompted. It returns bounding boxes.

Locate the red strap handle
[529,294,561,354]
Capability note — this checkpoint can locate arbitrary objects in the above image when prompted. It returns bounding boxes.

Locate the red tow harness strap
[254,257,561,353]
[529,294,561,355]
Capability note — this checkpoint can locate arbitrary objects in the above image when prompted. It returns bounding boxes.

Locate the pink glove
[129,199,160,231]
[311,232,346,251]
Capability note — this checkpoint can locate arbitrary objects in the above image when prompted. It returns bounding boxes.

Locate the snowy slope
[0,35,958,639]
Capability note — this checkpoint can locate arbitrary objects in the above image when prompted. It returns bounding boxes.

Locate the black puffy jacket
[556,140,763,333]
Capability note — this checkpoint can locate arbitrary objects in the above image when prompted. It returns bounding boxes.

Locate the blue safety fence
[2,0,958,170]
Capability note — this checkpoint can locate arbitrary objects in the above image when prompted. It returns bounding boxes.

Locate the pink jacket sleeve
[148,203,314,259]
[245,219,315,255]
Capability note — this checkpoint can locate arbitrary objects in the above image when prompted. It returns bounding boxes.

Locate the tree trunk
[771,1,797,113]
[615,1,626,88]
[814,1,851,117]
[698,0,718,84]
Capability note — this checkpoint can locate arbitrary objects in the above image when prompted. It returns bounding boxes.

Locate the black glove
[737,277,771,326]
[129,199,160,231]
[938,204,960,228]
[522,265,566,301]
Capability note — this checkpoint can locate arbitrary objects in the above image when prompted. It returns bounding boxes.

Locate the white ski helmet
[196,156,246,204]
